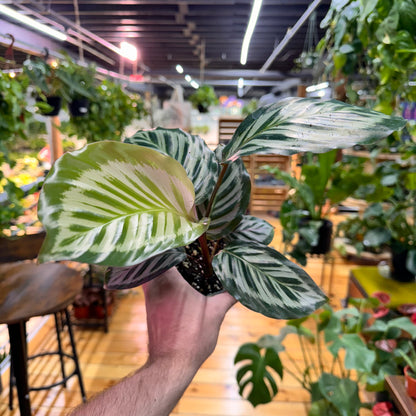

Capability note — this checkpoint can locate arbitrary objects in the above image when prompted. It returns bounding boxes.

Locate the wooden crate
[218,116,243,145]
[242,154,290,214]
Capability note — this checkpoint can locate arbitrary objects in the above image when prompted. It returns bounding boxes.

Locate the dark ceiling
[0,0,331,99]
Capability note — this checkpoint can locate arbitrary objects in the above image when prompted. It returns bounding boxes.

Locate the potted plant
[23,56,65,116]
[60,79,147,143]
[399,341,416,399]
[234,296,416,413]
[264,150,372,265]
[35,98,405,321]
[336,152,416,281]
[188,84,218,113]
[57,53,97,117]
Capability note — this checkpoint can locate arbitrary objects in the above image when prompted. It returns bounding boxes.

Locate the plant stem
[198,234,214,277]
[205,163,229,218]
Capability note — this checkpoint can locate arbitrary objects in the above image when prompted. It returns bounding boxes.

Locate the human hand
[143,267,236,368]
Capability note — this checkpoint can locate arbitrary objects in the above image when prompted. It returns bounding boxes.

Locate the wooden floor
[0,216,373,415]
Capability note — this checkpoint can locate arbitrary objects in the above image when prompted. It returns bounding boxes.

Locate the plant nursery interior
[1,0,416,415]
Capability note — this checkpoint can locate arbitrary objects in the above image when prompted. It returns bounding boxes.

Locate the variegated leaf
[221,97,407,161]
[227,215,275,245]
[38,141,209,266]
[124,127,219,205]
[198,158,251,240]
[212,241,327,319]
[106,248,186,289]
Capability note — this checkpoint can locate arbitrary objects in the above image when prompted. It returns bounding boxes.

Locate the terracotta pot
[73,305,91,320]
[92,303,113,319]
[404,366,416,398]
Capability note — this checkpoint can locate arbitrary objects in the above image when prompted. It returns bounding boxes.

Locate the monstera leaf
[106,248,186,289]
[124,128,218,205]
[38,141,209,266]
[212,241,327,319]
[234,343,283,407]
[221,97,407,161]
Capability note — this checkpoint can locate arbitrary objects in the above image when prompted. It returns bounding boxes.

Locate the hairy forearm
[70,356,197,416]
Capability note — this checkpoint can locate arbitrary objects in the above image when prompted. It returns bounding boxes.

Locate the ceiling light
[176,64,184,74]
[240,0,263,65]
[185,74,192,82]
[120,41,138,61]
[306,81,329,92]
[238,78,244,89]
[0,4,67,41]
[190,80,199,89]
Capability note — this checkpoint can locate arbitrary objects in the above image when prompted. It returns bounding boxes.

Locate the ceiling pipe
[242,0,323,96]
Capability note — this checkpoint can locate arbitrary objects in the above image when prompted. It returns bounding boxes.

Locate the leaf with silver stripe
[125,128,219,205]
[227,215,275,245]
[105,247,186,289]
[221,97,407,161]
[213,241,327,319]
[197,147,251,239]
[38,141,208,266]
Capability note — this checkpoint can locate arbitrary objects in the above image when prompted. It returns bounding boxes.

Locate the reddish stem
[198,234,214,277]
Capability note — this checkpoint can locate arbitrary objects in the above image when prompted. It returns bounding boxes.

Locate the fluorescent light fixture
[185,74,192,82]
[120,41,138,61]
[0,4,67,41]
[238,77,244,89]
[240,0,263,65]
[190,80,199,89]
[306,81,329,92]
[176,64,184,74]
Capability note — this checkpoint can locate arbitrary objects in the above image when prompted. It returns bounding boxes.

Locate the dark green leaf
[105,247,186,289]
[234,343,283,407]
[213,241,327,319]
[221,98,405,161]
[227,215,274,245]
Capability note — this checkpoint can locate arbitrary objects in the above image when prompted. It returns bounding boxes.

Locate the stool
[0,262,86,416]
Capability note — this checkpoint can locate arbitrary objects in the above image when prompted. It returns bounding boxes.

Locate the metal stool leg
[64,309,86,402]
[54,312,67,387]
[8,355,14,410]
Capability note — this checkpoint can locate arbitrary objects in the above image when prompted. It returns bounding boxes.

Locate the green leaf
[227,215,274,245]
[124,128,218,205]
[234,343,283,407]
[38,141,209,266]
[105,247,186,289]
[363,228,392,247]
[407,249,416,275]
[341,334,376,373]
[318,373,361,416]
[212,241,327,319]
[221,98,406,161]
[198,147,251,239]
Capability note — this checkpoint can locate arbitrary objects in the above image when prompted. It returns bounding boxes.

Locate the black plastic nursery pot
[311,219,333,255]
[37,96,62,116]
[69,98,90,117]
[391,246,415,282]
[299,218,333,255]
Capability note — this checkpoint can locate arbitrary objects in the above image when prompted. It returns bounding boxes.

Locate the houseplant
[36,97,405,320]
[264,150,372,265]
[188,84,218,113]
[336,150,416,281]
[318,0,416,116]
[57,54,97,117]
[61,79,146,143]
[399,341,416,398]
[234,297,416,412]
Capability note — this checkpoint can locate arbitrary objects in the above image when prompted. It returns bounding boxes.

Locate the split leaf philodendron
[37,97,406,320]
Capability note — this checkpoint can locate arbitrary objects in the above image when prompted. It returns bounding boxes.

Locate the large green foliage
[38,98,405,319]
[318,0,416,114]
[61,79,146,142]
[235,298,416,412]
